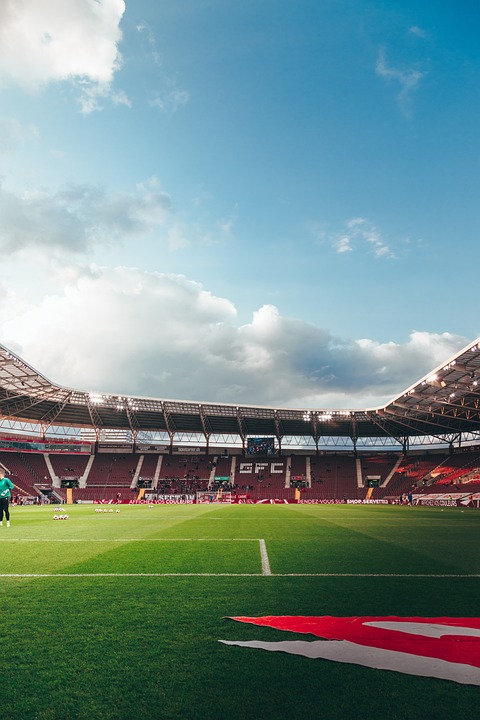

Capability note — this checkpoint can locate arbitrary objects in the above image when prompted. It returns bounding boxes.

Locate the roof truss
[2,339,480,448]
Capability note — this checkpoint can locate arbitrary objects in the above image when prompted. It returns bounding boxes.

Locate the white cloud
[0,118,39,154]
[166,222,190,251]
[0,264,467,409]
[1,266,239,398]
[216,214,236,236]
[0,175,237,260]
[376,48,426,115]
[333,218,393,258]
[0,0,126,112]
[0,177,172,254]
[110,89,131,108]
[136,22,156,46]
[135,18,189,114]
[335,236,352,254]
[409,26,427,39]
[0,176,237,257]
[149,87,190,114]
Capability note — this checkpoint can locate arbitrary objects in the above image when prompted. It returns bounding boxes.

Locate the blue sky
[0,0,478,409]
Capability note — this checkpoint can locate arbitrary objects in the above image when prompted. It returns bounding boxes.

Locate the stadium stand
[427,450,480,485]
[360,453,398,485]
[86,453,137,486]
[233,455,289,499]
[0,451,50,499]
[289,455,308,487]
[308,454,359,500]
[49,453,90,485]
[72,485,134,502]
[137,453,161,488]
[381,453,448,498]
[210,455,234,487]
[4,445,480,503]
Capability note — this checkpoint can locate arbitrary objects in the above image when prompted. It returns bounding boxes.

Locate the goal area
[196,490,233,504]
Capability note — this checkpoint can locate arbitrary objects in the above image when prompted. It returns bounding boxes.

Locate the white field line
[1,537,478,578]
[259,539,271,576]
[0,538,261,542]
[0,573,480,578]
[271,573,480,578]
[0,573,264,577]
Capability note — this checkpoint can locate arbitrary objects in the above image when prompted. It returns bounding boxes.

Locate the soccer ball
[116,509,120,513]
[53,515,59,520]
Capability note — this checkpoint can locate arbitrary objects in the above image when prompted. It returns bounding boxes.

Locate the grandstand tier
[2,446,479,504]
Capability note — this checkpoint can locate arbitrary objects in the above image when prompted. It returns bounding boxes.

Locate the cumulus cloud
[0,174,239,260]
[0,0,126,112]
[0,176,236,256]
[376,48,426,115]
[0,264,467,409]
[0,177,172,254]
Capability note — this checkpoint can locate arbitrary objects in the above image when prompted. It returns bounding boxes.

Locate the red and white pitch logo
[220,616,480,685]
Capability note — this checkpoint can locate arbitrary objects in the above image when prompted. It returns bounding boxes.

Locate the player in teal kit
[0,468,14,527]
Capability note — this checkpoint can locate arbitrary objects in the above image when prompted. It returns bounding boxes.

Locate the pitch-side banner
[413,492,480,507]
[220,615,480,685]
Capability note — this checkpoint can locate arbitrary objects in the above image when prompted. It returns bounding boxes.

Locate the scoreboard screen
[246,437,276,456]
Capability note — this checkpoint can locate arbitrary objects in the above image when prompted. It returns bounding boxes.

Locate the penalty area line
[270,573,480,578]
[0,573,264,578]
[0,538,261,542]
[0,572,478,579]
[259,539,272,576]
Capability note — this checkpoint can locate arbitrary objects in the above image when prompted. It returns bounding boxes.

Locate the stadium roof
[2,339,480,449]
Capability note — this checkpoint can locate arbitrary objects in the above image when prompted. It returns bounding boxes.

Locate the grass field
[1,502,479,720]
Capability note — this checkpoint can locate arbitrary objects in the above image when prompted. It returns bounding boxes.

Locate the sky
[0,0,478,410]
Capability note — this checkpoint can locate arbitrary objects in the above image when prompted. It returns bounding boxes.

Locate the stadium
[2,0,479,717]
[1,339,480,720]
[2,339,480,506]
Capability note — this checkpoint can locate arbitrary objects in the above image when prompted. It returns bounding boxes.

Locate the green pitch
[1,503,479,720]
